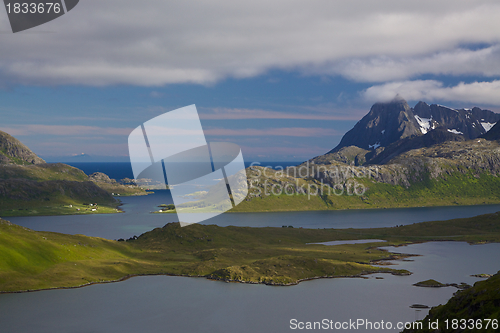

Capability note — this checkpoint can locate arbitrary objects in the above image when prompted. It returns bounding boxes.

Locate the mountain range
[333,96,500,151]
[317,96,500,166]
[233,96,500,212]
[2,96,500,215]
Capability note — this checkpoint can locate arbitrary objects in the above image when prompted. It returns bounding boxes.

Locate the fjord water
[0,242,499,333]
[8,190,500,239]
[2,163,500,332]
[7,189,500,239]
[24,161,498,240]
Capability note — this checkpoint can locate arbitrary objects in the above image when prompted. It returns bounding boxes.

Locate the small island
[414,279,471,289]
[413,279,447,288]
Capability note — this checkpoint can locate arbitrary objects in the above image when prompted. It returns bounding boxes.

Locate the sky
[1,0,500,162]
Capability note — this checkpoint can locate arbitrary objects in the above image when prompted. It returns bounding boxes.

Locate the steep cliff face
[295,139,500,188]
[0,130,45,165]
[413,102,498,139]
[366,128,466,165]
[482,121,500,140]
[239,98,500,211]
[330,97,422,152]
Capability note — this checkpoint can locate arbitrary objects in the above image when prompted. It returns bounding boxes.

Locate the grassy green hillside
[0,219,161,291]
[0,163,147,216]
[0,163,88,181]
[230,167,500,212]
[0,178,119,216]
[1,210,500,292]
[403,271,500,333]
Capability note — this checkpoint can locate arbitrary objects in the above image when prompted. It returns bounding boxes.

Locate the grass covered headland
[0,163,147,217]
[1,211,500,293]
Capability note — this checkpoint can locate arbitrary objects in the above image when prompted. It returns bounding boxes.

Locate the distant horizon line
[42,158,308,163]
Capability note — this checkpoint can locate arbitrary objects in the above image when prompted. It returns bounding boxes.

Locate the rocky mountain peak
[329,97,422,153]
[0,130,45,165]
[412,103,489,139]
[330,98,500,154]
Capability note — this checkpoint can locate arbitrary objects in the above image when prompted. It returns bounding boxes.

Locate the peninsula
[1,210,499,293]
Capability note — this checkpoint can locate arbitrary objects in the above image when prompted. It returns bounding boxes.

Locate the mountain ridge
[330,98,500,155]
[233,97,500,212]
[0,130,147,216]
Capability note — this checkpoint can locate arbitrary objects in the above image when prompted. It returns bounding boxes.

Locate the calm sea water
[7,190,500,240]
[0,242,498,333]
[61,161,300,181]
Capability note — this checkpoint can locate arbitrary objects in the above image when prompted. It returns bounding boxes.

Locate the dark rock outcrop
[294,139,500,188]
[413,102,497,140]
[0,130,45,165]
[330,96,421,152]
[89,172,115,183]
[366,127,466,165]
[481,121,500,141]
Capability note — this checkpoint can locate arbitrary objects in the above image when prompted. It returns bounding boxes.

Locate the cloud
[205,127,340,137]
[149,91,164,98]
[1,0,500,85]
[363,79,500,105]
[0,125,132,136]
[241,145,328,159]
[200,108,359,120]
[319,45,500,82]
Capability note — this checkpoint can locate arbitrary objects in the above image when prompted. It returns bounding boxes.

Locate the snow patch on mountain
[414,115,434,134]
[481,122,497,132]
[369,142,381,149]
[447,129,463,135]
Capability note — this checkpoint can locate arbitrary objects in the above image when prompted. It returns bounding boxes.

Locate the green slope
[0,163,147,216]
[0,219,160,291]
[2,210,500,292]
[231,169,500,212]
[403,271,500,333]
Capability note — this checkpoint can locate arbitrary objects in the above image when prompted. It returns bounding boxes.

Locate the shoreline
[0,239,497,294]
[6,198,500,218]
[2,211,499,294]
[228,201,500,213]
[0,243,430,295]
[0,268,412,295]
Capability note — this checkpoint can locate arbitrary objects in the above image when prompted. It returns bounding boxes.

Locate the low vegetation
[404,271,500,333]
[1,210,500,292]
[0,164,146,216]
[413,279,447,287]
[230,166,500,212]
